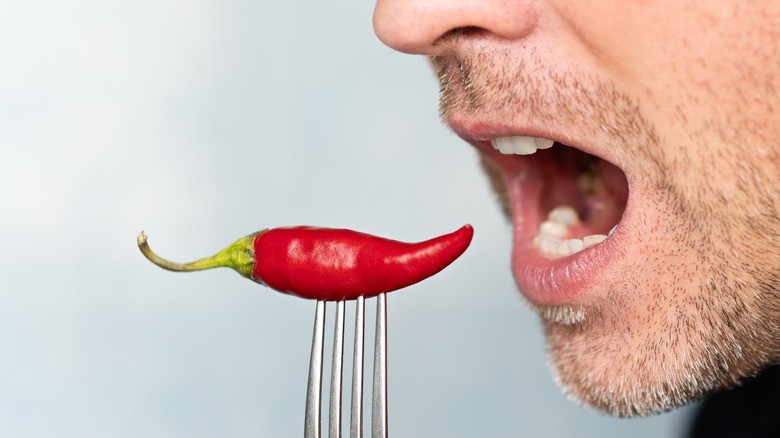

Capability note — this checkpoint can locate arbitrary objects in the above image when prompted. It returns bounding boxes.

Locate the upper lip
[446,115,615,165]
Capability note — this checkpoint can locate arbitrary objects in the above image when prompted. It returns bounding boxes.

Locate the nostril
[442,26,486,39]
[433,26,489,47]
[373,0,539,55]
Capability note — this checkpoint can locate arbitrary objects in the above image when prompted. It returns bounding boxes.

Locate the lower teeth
[533,205,616,257]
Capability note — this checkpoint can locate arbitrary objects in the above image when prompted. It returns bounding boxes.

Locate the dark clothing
[688,365,780,437]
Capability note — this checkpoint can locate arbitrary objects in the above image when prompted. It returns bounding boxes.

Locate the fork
[137,226,471,437]
[304,293,388,438]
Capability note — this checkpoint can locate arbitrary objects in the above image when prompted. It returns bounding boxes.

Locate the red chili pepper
[137,225,473,300]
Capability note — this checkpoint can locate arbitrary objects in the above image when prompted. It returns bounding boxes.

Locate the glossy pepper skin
[138,225,473,301]
[251,225,473,300]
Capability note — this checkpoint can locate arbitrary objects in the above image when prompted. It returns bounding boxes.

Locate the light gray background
[1,0,698,436]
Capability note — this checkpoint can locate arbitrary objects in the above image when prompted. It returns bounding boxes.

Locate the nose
[373,0,538,54]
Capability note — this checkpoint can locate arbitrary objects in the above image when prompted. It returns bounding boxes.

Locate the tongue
[583,194,623,234]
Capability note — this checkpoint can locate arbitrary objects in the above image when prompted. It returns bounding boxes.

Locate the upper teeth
[491,136,554,155]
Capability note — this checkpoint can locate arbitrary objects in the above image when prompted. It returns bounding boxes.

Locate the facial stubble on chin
[432,51,780,416]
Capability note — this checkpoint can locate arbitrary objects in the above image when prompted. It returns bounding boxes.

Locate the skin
[372,0,780,417]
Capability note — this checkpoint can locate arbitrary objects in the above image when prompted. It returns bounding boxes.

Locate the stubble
[433,48,780,416]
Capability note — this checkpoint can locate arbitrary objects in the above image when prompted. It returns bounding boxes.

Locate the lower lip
[510,216,619,305]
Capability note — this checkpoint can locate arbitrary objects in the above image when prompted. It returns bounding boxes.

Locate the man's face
[373,1,780,416]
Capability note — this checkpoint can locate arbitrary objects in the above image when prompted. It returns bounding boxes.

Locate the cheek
[552,2,681,78]
[554,2,778,127]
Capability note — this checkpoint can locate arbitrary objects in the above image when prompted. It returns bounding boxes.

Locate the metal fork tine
[329,301,345,438]
[306,295,386,438]
[371,293,388,438]
[350,296,365,438]
[305,300,326,438]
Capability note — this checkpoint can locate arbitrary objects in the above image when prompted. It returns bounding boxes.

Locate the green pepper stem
[137,231,261,278]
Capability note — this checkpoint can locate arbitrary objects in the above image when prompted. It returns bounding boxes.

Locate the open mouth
[491,136,628,257]
[477,135,631,305]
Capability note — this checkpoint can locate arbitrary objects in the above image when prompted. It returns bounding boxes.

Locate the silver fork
[304,293,388,438]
